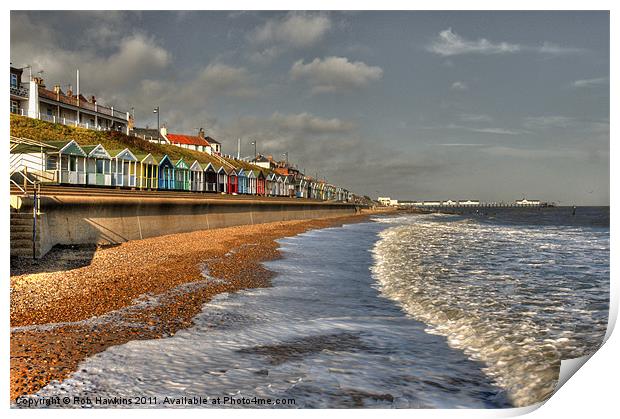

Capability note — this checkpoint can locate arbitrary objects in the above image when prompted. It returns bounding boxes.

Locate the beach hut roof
[247,170,257,179]
[46,140,87,157]
[108,148,138,161]
[134,153,157,165]
[173,158,189,169]
[217,165,228,174]
[190,160,203,171]
[82,144,111,159]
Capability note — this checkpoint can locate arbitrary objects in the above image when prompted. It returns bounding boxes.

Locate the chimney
[66,85,73,97]
[198,128,205,139]
[89,95,96,104]
[53,84,61,94]
[33,76,45,87]
[160,125,167,137]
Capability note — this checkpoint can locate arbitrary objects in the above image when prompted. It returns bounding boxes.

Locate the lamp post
[153,106,160,137]
[250,140,257,162]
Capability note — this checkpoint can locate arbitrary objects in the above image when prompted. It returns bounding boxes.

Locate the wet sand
[10,211,387,401]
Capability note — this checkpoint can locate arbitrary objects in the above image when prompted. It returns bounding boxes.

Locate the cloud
[438,143,487,147]
[198,63,258,97]
[459,113,493,123]
[250,12,331,48]
[523,116,574,128]
[451,81,468,91]
[427,28,583,57]
[572,77,608,88]
[290,56,383,93]
[427,28,521,56]
[469,127,523,135]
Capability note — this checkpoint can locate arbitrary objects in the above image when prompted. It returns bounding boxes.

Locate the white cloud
[427,28,521,56]
[251,13,331,48]
[451,81,468,91]
[427,28,583,57]
[290,56,383,93]
[572,77,608,88]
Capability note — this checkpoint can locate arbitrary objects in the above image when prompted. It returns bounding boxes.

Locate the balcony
[10,85,29,98]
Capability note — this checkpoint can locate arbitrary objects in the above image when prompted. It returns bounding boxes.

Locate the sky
[10,11,610,204]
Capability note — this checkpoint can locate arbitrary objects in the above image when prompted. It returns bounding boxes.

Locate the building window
[10,100,19,114]
[46,155,58,170]
[69,155,77,172]
[96,159,105,174]
[11,73,18,88]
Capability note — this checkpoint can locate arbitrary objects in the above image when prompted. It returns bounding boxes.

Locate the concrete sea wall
[12,194,359,258]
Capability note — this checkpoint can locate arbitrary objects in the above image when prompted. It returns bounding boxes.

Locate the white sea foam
[370,213,609,406]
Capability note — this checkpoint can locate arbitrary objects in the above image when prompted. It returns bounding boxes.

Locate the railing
[10,85,29,97]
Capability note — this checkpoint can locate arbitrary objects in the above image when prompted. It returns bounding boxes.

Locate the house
[10,68,132,133]
[189,160,204,192]
[205,136,221,155]
[136,153,159,190]
[109,148,138,188]
[130,127,166,144]
[158,155,176,190]
[162,128,212,154]
[10,66,28,116]
[82,144,112,186]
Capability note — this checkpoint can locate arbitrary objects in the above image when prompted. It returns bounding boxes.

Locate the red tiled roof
[166,133,211,147]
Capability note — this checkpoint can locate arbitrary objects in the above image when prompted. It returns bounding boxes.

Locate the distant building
[10,67,132,134]
[378,197,399,206]
[459,200,480,206]
[515,198,541,206]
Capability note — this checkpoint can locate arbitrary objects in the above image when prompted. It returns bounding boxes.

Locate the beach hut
[158,155,175,190]
[189,160,204,192]
[173,158,190,191]
[109,148,138,188]
[237,169,248,194]
[83,144,112,186]
[266,173,276,196]
[136,153,159,190]
[256,170,266,196]
[46,140,88,185]
[217,166,228,193]
[276,175,286,196]
[247,170,257,195]
[227,168,238,194]
[204,163,217,192]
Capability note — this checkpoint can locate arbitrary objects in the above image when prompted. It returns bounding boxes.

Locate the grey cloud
[451,81,468,90]
[250,12,331,48]
[290,56,383,93]
[572,77,608,88]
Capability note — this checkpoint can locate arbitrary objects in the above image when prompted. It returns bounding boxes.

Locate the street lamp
[153,106,160,141]
[250,140,257,162]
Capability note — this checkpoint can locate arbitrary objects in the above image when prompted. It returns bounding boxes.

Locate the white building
[378,197,399,206]
[10,67,132,134]
[515,198,541,206]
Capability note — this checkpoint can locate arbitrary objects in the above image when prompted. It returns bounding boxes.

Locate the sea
[21,207,609,408]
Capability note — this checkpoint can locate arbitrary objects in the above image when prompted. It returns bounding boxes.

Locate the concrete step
[10,219,34,227]
[11,248,42,258]
[10,212,35,219]
[10,238,40,249]
[10,224,35,233]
